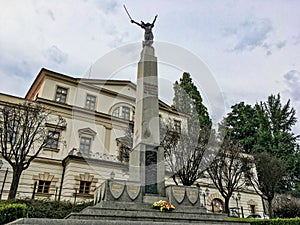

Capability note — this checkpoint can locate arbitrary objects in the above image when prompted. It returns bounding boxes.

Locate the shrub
[250,218,300,225]
[5,199,93,219]
[273,195,300,218]
[0,203,27,224]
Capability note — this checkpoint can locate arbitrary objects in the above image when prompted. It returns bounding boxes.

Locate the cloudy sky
[0,0,300,133]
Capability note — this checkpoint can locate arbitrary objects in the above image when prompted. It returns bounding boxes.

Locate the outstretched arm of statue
[131,19,142,27]
[152,15,158,25]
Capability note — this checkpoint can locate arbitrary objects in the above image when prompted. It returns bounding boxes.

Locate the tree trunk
[261,196,266,215]
[267,198,273,218]
[8,167,23,200]
[225,197,230,216]
[172,175,178,186]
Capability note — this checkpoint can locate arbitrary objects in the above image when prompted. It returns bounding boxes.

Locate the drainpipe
[58,160,66,201]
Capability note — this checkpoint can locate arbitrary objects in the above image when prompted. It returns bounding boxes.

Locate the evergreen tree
[162,72,213,185]
[224,94,299,194]
[254,94,299,192]
[224,102,258,153]
[172,72,211,129]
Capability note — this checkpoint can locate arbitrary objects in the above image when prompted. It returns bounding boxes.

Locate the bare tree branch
[0,101,65,199]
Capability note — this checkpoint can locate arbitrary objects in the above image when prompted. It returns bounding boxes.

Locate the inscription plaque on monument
[187,188,199,205]
[126,184,141,200]
[145,148,158,194]
[172,186,185,203]
[144,82,158,96]
[109,182,125,199]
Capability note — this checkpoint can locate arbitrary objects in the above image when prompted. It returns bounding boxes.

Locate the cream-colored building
[0,68,263,217]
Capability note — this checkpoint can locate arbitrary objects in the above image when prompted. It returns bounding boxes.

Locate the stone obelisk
[128,13,165,196]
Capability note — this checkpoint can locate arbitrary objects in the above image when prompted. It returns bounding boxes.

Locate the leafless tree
[119,119,215,186]
[207,139,252,215]
[161,119,214,186]
[0,101,65,199]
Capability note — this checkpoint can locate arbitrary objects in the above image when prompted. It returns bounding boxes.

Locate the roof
[25,68,184,116]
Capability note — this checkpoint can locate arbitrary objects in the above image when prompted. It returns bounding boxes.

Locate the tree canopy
[223,93,300,195]
[172,72,211,129]
[246,152,286,217]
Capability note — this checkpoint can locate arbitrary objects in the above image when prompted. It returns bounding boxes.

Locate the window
[121,106,130,120]
[46,131,60,149]
[55,86,68,103]
[250,205,256,214]
[112,108,119,117]
[117,143,130,163]
[212,198,224,212]
[174,120,181,134]
[79,136,91,154]
[112,106,131,120]
[85,94,96,110]
[8,121,19,144]
[79,181,91,194]
[37,180,51,194]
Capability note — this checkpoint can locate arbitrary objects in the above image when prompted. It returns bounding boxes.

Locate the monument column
[129,45,165,197]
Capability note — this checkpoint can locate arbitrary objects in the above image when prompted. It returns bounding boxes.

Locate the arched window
[212,198,224,213]
[112,105,133,121]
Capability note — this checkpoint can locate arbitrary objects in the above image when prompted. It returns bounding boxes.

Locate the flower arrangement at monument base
[152,200,175,212]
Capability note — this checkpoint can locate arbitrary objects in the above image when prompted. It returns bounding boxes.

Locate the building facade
[0,68,263,217]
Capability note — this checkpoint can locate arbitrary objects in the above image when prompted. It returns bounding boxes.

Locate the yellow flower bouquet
[152,200,175,212]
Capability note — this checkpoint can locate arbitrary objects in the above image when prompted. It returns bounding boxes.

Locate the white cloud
[284,70,300,101]
[0,0,300,134]
[225,17,273,53]
[276,41,286,49]
[45,45,68,64]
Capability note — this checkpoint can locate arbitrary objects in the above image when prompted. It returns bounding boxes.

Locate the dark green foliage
[224,102,258,154]
[248,152,286,217]
[172,72,211,128]
[224,94,300,195]
[5,199,92,219]
[165,72,213,186]
[249,218,300,225]
[254,94,299,192]
[254,94,297,157]
[273,196,300,218]
[0,203,27,224]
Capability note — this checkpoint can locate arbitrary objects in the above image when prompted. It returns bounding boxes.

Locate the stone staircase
[8,201,250,225]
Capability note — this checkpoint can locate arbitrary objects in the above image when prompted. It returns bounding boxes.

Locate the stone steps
[8,202,250,225]
[8,218,250,225]
[67,206,226,222]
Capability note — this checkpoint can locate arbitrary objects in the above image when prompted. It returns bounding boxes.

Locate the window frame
[112,105,133,121]
[79,136,92,155]
[121,106,130,120]
[45,130,60,150]
[55,86,68,104]
[37,180,51,194]
[173,119,182,134]
[79,180,92,194]
[85,94,96,111]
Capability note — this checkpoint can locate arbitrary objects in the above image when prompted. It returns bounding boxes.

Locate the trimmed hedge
[250,218,300,225]
[0,203,27,224]
[5,199,93,219]
[229,217,300,225]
